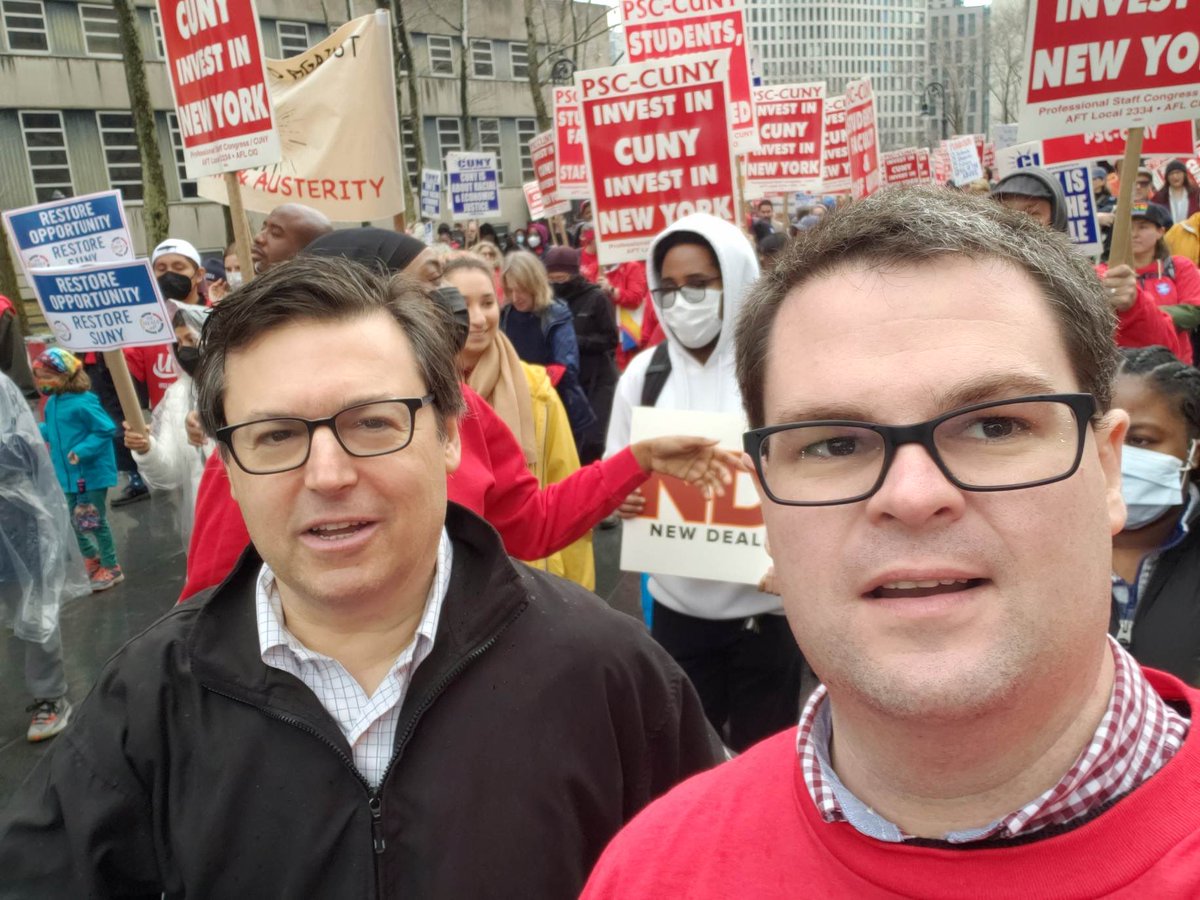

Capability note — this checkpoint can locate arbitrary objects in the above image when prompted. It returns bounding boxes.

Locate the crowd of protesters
[4,152,1200,895]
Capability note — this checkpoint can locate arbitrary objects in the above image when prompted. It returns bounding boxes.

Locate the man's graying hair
[735,186,1120,428]
[195,255,465,440]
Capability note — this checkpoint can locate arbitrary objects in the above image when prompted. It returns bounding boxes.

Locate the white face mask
[527,235,542,249]
[226,270,243,288]
[1120,442,1196,529]
[661,287,722,349]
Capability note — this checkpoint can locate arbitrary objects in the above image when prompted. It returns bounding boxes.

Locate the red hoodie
[180,384,647,600]
[584,668,1200,899]
[1095,263,1191,362]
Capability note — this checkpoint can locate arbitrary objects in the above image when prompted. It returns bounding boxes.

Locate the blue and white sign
[420,168,442,219]
[446,152,501,220]
[1049,164,1102,257]
[3,190,134,272]
[28,260,175,352]
[994,141,1043,179]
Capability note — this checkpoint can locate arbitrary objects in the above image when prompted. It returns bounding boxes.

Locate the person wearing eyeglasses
[584,188,1200,897]
[0,256,724,897]
[606,214,804,753]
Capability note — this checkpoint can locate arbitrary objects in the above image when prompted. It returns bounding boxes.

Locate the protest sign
[620,0,760,152]
[197,12,405,221]
[29,261,174,353]
[821,96,850,193]
[946,134,985,184]
[983,142,996,173]
[157,0,279,179]
[994,140,1044,179]
[622,407,767,585]
[844,78,881,200]
[1052,163,1103,255]
[1188,157,1200,186]
[1040,121,1197,166]
[523,181,546,220]
[552,86,590,200]
[932,145,951,184]
[993,122,1020,152]
[3,190,133,272]
[576,52,740,264]
[744,83,825,193]
[1020,0,1200,141]
[530,130,572,217]
[419,169,441,220]
[446,152,502,219]
[881,148,932,186]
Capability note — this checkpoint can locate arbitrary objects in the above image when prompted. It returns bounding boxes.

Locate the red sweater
[584,669,1200,899]
[1096,262,1192,363]
[180,385,646,600]
[123,345,178,408]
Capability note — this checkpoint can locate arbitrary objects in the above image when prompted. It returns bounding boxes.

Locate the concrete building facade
[926,0,990,144]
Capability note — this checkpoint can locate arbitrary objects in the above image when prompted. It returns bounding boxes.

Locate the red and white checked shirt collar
[256,529,452,789]
[797,637,1189,843]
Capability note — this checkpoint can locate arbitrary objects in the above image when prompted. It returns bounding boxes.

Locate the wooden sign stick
[1107,127,1145,269]
[224,171,257,286]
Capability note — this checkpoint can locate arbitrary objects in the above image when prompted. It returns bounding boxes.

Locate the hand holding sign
[630,435,742,500]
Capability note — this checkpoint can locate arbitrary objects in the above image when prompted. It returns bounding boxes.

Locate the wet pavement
[0,494,638,808]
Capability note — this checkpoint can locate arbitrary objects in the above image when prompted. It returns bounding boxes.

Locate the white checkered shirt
[797,636,1189,842]
[256,530,452,788]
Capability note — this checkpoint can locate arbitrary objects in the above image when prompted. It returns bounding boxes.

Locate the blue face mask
[1120,442,1196,529]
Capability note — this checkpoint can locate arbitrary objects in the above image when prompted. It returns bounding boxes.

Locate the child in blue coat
[34,348,123,591]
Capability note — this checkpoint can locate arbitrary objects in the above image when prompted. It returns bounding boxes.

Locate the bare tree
[410,1,476,152]
[114,0,170,248]
[374,0,423,218]
[524,0,612,131]
[988,0,1026,126]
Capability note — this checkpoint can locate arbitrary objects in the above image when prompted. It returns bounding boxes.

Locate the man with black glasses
[0,256,721,898]
[584,188,1200,896]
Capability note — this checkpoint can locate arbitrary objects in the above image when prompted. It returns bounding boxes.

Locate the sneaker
[91,565,125,592]
[111,475,149,507]
[83,556,102,578]
[26,697,72,742]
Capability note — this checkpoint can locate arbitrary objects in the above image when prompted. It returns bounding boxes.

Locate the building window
[97,112,144,202]
[471,39,494,78]
[400,118,420,189]
[3,0,49,52]
[277,21,310,56]
[166,112,198,199]
[150,7,166,59]
[79,4,120,56]
[476,117,503,182]
[437,117,462,163]
[515,117,536,181]
[510,41,529,79]
[429,35,455,76]
[19,110,71,202]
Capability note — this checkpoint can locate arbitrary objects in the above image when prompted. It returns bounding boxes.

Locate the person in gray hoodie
[990,166,1069,233]
[606,214,803,752]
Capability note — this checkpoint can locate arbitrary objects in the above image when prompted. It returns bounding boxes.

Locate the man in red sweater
[584,188,1200,896]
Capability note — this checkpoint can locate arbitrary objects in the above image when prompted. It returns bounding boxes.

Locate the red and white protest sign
[844,78,881,200]
[821,96,850,193]
[1020,0,1200,141]
[932,145,952,184]
[1040,121,1197,165]
[1187,158,1200,187]
[576,52,739,264]
[620,0,759,152]
[982,141,996,173]
[743,83,825,193]
[552,86,590,200]
[157,0,279,179]
[945,134,985,184]
[881,148,932,185]
[523,181,546,220]
[529,130,571,217]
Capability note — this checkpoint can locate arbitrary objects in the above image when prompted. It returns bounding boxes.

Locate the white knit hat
[151,238,202,269]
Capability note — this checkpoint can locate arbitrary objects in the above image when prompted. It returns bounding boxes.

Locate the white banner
[197,11,404,221]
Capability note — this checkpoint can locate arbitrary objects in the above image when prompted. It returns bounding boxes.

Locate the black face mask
[157,271,194,301]
[429,285,470,352]
[174,345,200,378]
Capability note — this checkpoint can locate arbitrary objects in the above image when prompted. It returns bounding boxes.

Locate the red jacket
[1095,263,1191,362]
[122,345,178,408]
[180,385,647,600]
[584,669,1200,899]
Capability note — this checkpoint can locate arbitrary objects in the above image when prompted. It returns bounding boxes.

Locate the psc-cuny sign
[620,0,760,152]
[420,168,441,219]
[744,83,825,193]
[1040,120,1197,165]
[622,407,768,586]
[1019,0,1200,141]
[530,130,572,217]
[3,190,133,272]
[552,86,590,200]
[446,152,501,219]
[844,78,881,200]
[821,96,850,193]
[881,148,932,185]
[523,180,546,220]
[576,51,740,265]
[157,0,280,179]
[29,260,175,353]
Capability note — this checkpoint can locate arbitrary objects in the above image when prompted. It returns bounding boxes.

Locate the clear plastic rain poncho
[0,371,90,642]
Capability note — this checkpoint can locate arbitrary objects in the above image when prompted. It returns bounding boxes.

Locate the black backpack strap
[640,342,672,407]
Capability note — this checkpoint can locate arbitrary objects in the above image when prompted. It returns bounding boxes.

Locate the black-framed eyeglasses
[743,394,1097,507]
[650,277,721,309]
[216,396,434,475]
